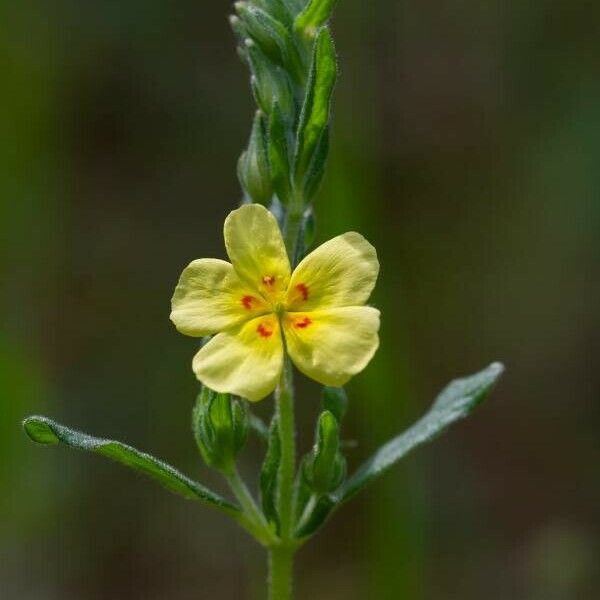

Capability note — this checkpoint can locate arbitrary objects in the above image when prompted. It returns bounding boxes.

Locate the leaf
[333,362,505,503]
[294,27,337,188]
[23,415,239,515]
[295,0,338,38]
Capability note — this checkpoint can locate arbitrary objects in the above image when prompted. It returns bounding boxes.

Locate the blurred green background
[2,1,598,598]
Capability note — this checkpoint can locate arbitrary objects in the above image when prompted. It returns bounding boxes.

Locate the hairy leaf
[334,362,505,502]
[23,416,239,514]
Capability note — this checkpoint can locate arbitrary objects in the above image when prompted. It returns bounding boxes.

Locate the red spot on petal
[262,275,275,286]
[296,283,309,301]
[257,322,274,338]
[241,295,255,310]
[294,317,312,329]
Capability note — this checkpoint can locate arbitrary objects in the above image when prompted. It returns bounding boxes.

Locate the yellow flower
[170,204,380,401]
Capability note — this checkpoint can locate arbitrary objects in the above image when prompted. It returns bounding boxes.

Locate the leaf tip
[489,361,505,376]
[23,416,59,445]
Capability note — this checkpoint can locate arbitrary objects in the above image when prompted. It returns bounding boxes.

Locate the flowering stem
[268,545,294,600]
[275,361,296,541]
[283,192,305,261]
[267,360,297,599]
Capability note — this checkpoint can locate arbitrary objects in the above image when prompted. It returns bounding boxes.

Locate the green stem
[275,361,296,541]
[226,466,277,546]
[284,191,305,261]
[269,545,294,600]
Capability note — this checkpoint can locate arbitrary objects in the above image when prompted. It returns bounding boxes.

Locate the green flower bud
[303,410,346,494]
[321,385,348,422]
[254,0,293,28]
[247,40,294,117]
[235,2,305,82]
[237,110,273,205]
[235,2,288,66]
[192,387,249,472]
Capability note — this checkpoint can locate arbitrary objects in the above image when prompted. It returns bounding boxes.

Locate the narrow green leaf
[334,362,505,503]
[23,415,239,515]
[294,28,337,189]
[268,103,293,204]
[295,0,338,39]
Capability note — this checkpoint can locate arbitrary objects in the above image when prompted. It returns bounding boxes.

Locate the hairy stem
[275,361,296,541]
[269,545,294,600]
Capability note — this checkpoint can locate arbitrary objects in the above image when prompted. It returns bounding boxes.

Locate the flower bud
[321,385,348,422]
[247,40,294,117]
[237,111,273,205]
[192,387,249,472]
[303,410,346,494]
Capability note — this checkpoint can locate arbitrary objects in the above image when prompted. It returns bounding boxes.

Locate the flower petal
[283,306,380,386]
[224,204,291,301]
[170,258,269,337]
[286,232,379,312]
[193,315,284,402]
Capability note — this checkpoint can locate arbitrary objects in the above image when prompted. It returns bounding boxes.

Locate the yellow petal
[286,232,379,312]
[170,258,269,336]
[224,204,291,301]
[283,306,380,386]
[192,314,283,401]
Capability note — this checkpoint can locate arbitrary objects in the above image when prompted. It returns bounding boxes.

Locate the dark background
[2,1,598,598]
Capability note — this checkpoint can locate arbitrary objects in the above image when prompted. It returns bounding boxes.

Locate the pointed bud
[192,387,249,472]
[237,111,273,205]
[303,410,346,494]
[321,385,348,422]
[247,40,294,116]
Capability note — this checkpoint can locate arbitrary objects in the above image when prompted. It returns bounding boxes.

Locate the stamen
[296,283,309,301]
[262,275,275,286]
